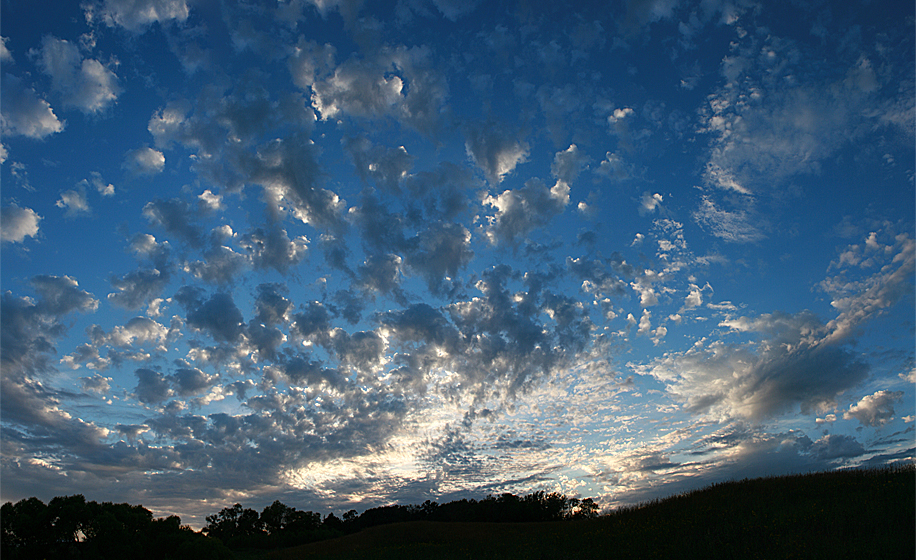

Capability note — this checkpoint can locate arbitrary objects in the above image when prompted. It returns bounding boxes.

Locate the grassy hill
[261,465,914,560]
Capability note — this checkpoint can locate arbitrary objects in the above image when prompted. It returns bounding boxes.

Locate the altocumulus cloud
[0,0,912,526]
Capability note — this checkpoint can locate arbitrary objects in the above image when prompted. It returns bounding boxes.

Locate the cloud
[108,268,170,310]
[0,36,11,62]
[239,226,309,274]
[0,74,65,139]
[551,144,587,185]
[174,289,246,343]
[33,36,121,113]
[85,0,190,32]
[640,310,869,422]
[1,276,98,383]
[85,171,115,196]
[809,434,865,460]
[404,223,473,297]
[80,374,112,394]
[698,28,911,197]
[56,187,91,217]
[142,198,207,247]
[818,231,915,345]
[1,205,42,244]
[344,136,415,193]
[124,146,166,176]
[639,192,663,216]
[30,275,99,316]
[464,124,529,185]
[692,195,764,243]
[483,178,569,244]
[843,390,904,427]
[303,44,448,135]
[134,368,172,404]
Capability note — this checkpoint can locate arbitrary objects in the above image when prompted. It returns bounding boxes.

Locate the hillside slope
[266,466,914,560]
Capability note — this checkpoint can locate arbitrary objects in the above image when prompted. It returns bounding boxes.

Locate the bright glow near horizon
[1,0,913,528]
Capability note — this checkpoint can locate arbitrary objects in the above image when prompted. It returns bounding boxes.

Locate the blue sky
[1,0,913,526]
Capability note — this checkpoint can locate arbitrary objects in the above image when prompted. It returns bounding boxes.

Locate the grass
[251,465,914,560]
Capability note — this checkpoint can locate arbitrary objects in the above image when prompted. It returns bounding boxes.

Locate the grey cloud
[61,344,110,371]
[358,253,405,299]
[0,74,64,139]
[332,330,386,372]
[404,223,473,297]
[143,198,206,248]
[566,256,628,298]
[292,301,333,343]
[176,289,245,343]
[108,268,170,310]
[330,289,364,325]
[129,233,171,269]
[186,245,248,285]
[401,161,477,222]
[551,144,587,185]
[253,284,292,327]
[809,434,865,460]
[247,135,344,230]
[464,123,529,185]
[641,311,869,421]
[247,322,285,362]
[239,226,309,274]
[171,367,215,397]
[484,178,569,245]
[1,292,55,377]
[380,303,459,350]
[30,275,99,317]
[349,191,408,254]
[344,136,415,193]
[307,45,449,136]
[275,354,342,387]
[134,368,171,404]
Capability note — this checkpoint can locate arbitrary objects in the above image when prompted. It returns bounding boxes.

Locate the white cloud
[33,36,121,113]
[86,0,190,32]
[843,390,904,427]
[0,74,65,139]
[639,192,663,215]
[692,195,764,243]
[1,204,42,244]
[0,36,12,62]
[639,310,868,422]
[123,146,165,176]
[87,171,115,196]
[819,231,915,345]
[56,187,91,217]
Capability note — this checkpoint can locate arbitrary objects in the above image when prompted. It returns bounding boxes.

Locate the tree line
[2,490,599,558]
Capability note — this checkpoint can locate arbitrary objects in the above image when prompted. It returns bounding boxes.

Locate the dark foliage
[268,464,916,560]
[1,495,232,560]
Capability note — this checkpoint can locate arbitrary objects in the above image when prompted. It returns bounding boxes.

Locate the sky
[1,0,914,527]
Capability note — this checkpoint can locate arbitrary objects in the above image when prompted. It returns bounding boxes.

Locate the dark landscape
[3,464,913,560]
